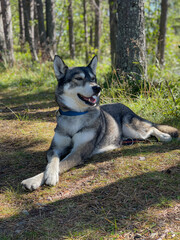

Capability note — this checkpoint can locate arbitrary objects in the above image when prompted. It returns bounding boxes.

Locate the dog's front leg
[21,155,60,191]
[21,133,71,190]
[44,155,60,186]
[58,129,96,174]
[44,134,72,186]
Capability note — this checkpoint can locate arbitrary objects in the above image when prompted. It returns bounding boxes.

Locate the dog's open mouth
[77,93,97,105]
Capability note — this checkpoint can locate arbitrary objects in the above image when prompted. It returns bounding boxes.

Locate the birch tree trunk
[1,0,14,66]
[0,1,6,61]
[116,0,147,81]
[157,0,168,66]
[18,0,25,50]
[29,0,38,61]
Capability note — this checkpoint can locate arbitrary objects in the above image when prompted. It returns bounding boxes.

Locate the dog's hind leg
[122,117,173,142]
[145,127,172,141]
[149,127,172,141]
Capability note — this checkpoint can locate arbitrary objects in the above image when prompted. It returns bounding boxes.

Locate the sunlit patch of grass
[0,57,180,239]
[3,186,21,202]
[0,187,22,218]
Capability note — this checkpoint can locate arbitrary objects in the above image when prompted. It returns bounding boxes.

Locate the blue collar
[59,108,88,116]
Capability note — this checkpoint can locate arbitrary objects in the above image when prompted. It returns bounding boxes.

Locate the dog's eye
[91,77,96,81]
[75,77,83,81]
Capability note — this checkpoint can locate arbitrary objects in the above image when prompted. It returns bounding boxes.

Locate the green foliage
[0,51,56,93]
[145,0,180,65]
[145,0,161,62]
[0,0,178,124]
[6,0,180,71]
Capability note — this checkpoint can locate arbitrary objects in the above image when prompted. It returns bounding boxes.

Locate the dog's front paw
[21,178,41,191]
[44,165,59,186]
[21,172,45,191]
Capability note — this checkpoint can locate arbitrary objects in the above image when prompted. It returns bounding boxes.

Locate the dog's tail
[155,124,179,139]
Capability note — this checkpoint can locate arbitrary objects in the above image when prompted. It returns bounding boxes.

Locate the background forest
[0,0,180,96]
[0,0,180,120]
[0,1,180,239]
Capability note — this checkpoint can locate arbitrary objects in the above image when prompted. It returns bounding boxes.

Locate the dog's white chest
[57,115,85,136]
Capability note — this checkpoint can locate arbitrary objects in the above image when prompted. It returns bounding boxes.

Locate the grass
[0,59,180,239]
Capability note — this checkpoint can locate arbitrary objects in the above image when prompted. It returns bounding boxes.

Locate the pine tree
[46,0,56,59]
[109,0,117,67]
[36,0,47,60]
[157,0,168,66]
[115,0,147,82]
[68,0,75,59]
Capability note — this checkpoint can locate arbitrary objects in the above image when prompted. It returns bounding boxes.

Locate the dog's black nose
[92,85,101,94]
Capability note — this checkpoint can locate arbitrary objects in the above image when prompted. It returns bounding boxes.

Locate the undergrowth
[0,56,180,239]
[0,53,179,124]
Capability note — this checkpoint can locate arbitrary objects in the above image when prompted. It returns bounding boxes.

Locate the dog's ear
[54,55,68,80]
[87,55,98,74]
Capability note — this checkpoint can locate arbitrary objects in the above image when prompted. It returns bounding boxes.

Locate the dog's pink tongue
[83,96,96,103]
[89,96,96,103]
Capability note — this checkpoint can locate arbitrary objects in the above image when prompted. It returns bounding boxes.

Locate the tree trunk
[46,0,56,60]
[89,25,93,47]
[68,0,75,59]
[1,0,14,66]
[83,0,88,63]
[36,0,47,60]
[157,0,168,66]
[89,4,94,48]
[34,1,39,53]
[109,0,117,67]
[23,0,30,43]
[0,1,6,61]
[23,0,38,61]
[29,0,38,61]
[56,2,66,52]
[115,0,147,81]
[18,0,25,50]
[94,0,101,57]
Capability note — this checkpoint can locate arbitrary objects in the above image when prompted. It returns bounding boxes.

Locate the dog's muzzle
[92,85,101,95]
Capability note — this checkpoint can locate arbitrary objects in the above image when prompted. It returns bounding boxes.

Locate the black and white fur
[21,56,179,190]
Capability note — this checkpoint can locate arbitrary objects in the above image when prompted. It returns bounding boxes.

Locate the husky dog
[21,56,179,190]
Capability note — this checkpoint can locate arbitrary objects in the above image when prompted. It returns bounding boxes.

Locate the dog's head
[54,55,101,111]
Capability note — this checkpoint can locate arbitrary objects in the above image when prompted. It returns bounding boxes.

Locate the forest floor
[0,84,180,240]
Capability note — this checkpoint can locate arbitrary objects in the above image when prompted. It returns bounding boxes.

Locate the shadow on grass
[0,126,179,238]
[0,164,179,239]
[0,90,58,121]
[0,90,180,238]
[0,134,179,190]
[0,90,54,105]
[0,108,58,122]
